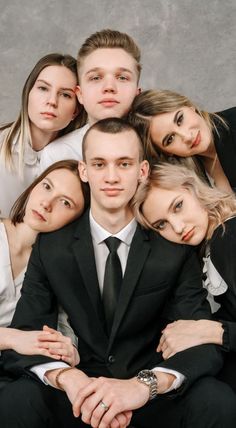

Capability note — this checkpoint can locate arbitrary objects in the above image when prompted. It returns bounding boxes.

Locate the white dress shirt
[31,212,185,391]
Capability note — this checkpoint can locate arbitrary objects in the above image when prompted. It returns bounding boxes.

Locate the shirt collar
[89,210,137,246]
[12,135,41,165]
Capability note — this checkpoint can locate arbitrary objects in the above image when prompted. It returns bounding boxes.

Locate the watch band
[136,369,158,400]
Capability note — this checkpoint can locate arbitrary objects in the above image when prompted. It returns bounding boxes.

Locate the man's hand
[46,369,133,428]
[72,376,149,428]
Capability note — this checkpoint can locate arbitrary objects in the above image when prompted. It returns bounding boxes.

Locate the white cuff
[152,367,185,393]
[30,362,69,386]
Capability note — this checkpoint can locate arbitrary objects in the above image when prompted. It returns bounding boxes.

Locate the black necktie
[103,237,122,333]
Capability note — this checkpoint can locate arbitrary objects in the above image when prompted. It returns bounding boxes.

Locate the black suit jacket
[210,217,236,351]
[3,212,223,395]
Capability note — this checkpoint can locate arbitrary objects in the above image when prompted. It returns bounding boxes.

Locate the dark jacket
[2,212,223,396]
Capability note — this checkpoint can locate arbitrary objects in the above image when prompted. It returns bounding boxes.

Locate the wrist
[136,369,158,400]
[198,320,224,345]
[3,328,20,350]
[153,371,176,394]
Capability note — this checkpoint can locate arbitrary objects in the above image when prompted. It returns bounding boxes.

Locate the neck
[3,218,38,252]
[200,140,216,160]
[91,206,134,234]
[30,124,58,151]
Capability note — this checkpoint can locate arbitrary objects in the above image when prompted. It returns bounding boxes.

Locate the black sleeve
[2,235,59,375]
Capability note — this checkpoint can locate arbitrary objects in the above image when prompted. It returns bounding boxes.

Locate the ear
[75,85,84,105]
[71,104,79,120]
[78,160,88,182]
[137,86,142,95]
[139,160,149,182]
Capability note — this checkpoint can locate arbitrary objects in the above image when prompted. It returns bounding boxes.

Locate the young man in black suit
[1,118,236,428]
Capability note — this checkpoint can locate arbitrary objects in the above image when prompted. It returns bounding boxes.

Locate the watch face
[138,370,153,384]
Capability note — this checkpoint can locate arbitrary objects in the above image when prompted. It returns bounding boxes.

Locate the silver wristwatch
[136,369,158,400]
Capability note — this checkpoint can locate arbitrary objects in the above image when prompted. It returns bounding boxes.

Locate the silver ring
[100,401,109,411]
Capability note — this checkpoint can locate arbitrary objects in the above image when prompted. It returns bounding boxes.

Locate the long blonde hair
[0,53,86,174]
[132,161,236,241]
[127,89,226,162]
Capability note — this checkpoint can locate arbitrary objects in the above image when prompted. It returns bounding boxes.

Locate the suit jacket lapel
[108,226,150,347]
[72,212,107,335]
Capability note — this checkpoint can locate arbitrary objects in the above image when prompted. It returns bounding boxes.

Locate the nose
[105,165,119,183]
[178,128,192,145]
[40,199,52,212]
[46,90,58,107]
[102,75,117,93]
[171,218,185,234]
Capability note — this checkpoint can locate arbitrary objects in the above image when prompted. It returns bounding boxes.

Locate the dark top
[209,217,236,352]
[212,107,236,191]
[2,212,223,397]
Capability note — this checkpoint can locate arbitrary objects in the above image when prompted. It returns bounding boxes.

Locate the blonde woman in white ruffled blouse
[133,161,236,391]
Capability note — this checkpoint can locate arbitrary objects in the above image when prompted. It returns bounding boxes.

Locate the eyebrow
[44,177,77,205]
[162,110,181,146]
[90,156,135,161]
[36,79,76,93]
[85,67,134,76]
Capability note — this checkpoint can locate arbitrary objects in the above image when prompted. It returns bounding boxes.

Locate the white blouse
[0,130,42,218]
[0,221,77,345]
[202,246,228,313]
[0,222,25,327]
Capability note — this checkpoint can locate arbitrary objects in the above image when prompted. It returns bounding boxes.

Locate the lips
[41,112,57,118]
[102,188,123,196]
[32,210,46,221]
[182,228,194,242]
[191,131,201,148]
[98,99,119,107]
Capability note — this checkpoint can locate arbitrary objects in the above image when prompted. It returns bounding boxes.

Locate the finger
[88,399,111,427]
[158,333,166,347]
[38,333,60,342]
[43,325,59,334]
[162,348,172,360]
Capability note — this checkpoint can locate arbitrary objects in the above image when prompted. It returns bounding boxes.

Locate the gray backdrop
[0,0,235,123]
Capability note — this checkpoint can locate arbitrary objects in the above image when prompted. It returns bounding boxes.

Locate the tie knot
[105,237,121,253]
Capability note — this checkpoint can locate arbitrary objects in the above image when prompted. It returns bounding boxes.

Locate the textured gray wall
[0,0,235,124]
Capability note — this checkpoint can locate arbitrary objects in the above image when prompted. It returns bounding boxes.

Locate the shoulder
[210,218,236,257]
[37,211,89,249]
[39,125,89,168]
[215,107,236,129]
[143,226,193,263]
[44,124,89,153]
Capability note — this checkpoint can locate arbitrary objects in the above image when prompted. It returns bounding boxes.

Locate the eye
[89,75,101,81]
[59,91,73,99]
[119,161,131,168]
[164,134,175,147]
[154,220,167,231]
[93,161,104,169]
[117,74,129,81]
[176,112,183,126]
[61,199,71,208]
[174,200,183,211]
[42,181,51,190]
[38,85,48,92]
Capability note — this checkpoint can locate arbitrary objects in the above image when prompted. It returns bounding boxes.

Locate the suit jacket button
[108,355,115,364]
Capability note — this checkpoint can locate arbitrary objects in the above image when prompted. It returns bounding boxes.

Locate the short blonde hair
[132,161,236,241]
[77,28,141,81]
